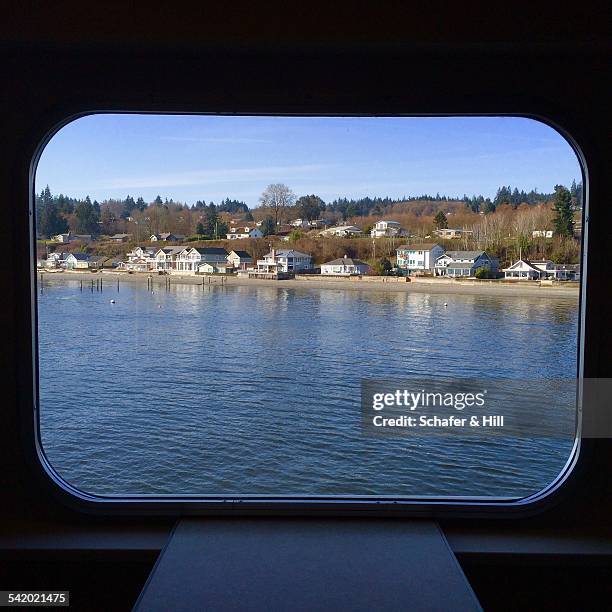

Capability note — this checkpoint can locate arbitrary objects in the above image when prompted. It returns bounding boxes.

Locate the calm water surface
[37,280,578,498]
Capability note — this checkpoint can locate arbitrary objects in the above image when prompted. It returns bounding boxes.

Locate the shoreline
[37,270,580,299]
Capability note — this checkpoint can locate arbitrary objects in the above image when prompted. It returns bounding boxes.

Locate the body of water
[37,280,578,498]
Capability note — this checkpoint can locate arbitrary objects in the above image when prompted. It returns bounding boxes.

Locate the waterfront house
[175,247,229,274]
[319,225,363,238]
[290,218,310,229]
[65,253,91,269]
[227,250,253,270]
[549,263,580,280]
[502,259,580,281]
[198,262,232,274]
[226,224,264,240]
[123,246,157,271]
[396,243,445,274]
[88,255,108,270]
[127,246,157,262]
[256,248,313,274]
[45,251,69,268]
[528,259,580,281]
[502,259,546,280]
[370,220,408,238]
[433,228,474,239]
[321,255,371,276]
[153,246,184,272]
[434,251,499,277]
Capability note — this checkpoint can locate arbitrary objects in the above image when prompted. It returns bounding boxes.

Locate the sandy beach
[37,270,580,299]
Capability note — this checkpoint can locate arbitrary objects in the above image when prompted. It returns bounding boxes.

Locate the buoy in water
[443,303,448,307]
[110,299,116,304]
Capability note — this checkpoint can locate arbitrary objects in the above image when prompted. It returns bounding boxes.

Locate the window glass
[35,115,583,499]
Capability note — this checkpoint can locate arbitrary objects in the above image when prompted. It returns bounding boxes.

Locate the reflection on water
[37,280,578,497]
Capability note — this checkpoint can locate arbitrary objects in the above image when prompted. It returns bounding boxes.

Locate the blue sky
[36,114,581,207]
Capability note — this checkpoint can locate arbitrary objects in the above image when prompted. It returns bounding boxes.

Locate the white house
[549,264,580,280]
[370,220,406,238]
[153,246,185,271]
[396,243,445,273]
[320,255,370,276]
[126,246,157,268]
[53,233,72,243]
[227,250,253,270]
[256,248,312,274]
[434,251,499,277]
[198,262,232,274]
[503,259,580,281]
[319,225,363,238]
[45,251,69,268]
[532,230,554,238]
[175,247,229,274]
[502,259,546,280]
[226,225,263,240]
[65,253,91,269]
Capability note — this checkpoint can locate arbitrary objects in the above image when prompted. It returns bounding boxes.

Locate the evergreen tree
[136,197,147,212]
[433,211,448,229]
[204,203,219,237]
[261,216,276,236]
[196,222,206,236]
[244,210,254,221]
[482,200,496,214]
[154,195,163,205]
[38,200,68,237]
[74,197,99,234]
[552,185,574,237]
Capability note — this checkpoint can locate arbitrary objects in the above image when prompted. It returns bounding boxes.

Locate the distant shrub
[475,267,490,279]
[375,257,393,276]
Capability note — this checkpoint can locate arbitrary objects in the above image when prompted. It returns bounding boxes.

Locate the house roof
[397,243,441,251]
[553,263,580,271]
[444,250,486,260]
[111,233,131,238]
[322,257,369,266]
[192,247,229,255]
[445,262,475,270]
[266,249,311,258]
[70,252,90,260]
[229,250,252,259]
[502,258,541,272]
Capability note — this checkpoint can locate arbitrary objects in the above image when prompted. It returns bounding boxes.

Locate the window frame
[21,105,591,517]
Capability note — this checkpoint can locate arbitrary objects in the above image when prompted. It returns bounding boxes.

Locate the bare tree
[259,183,295,227]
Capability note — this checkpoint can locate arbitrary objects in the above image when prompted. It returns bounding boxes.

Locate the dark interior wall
[2,3,610,45]
[0,5,610,526]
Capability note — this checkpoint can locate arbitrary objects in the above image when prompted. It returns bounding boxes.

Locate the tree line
[36,180,582,240]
